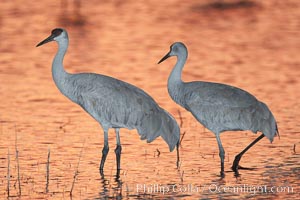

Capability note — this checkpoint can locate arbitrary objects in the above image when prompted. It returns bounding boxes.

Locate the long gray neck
[167,52,187,106]
[52,39,72,99]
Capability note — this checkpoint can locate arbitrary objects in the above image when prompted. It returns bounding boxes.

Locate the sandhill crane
[36,28,180,174]
[158,42,279,177]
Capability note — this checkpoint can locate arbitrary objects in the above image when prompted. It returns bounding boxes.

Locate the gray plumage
[158,42,279,177]
[70,73,179,146]
[36,28,180,173]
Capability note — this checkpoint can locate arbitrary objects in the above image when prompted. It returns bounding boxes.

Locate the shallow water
[0,0,299,199]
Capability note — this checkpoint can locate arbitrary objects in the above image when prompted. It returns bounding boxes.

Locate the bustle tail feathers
[255,102,278,143]
[136,109,180,152]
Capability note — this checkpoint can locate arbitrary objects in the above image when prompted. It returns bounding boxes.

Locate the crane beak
[158,52,171,64]
[36,34,55,47]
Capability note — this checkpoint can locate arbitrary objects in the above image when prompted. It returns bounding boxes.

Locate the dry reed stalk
[177,110,183,128]
[156,149,161,157]
[70,140,85,196]
[179,131,186,146]
[15,127,21,196]
[177,110,185,169]
[176,143,180,169]
[177,130,186,169]
[46,148,50,193]
[7,148,10,197]
[180,170,184,182]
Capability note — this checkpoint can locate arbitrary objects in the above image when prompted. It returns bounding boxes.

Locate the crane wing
[70,73,179,151]
[182,82,277,141]
[183,81,259,133]
[184,81,258,108]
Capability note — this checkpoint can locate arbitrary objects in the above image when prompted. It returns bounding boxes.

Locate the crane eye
[51,28,63,37]
[172,45,178,52]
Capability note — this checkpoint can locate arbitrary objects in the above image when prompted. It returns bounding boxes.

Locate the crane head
[158,42,187,64]
[36,28,64,47]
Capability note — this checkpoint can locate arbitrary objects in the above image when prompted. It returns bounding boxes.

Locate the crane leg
[115,128,122,171]
[215,134,225,178]
[100,130,109,172]
[232,133,265,176]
